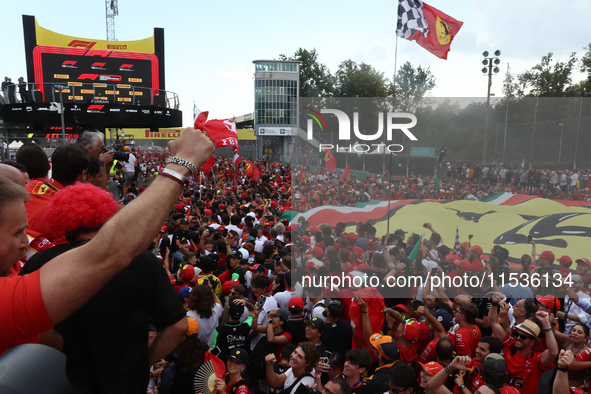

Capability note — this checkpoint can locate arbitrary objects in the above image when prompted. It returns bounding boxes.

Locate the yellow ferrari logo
[436,16,452,45]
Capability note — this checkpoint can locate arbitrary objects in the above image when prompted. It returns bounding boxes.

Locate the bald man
[0,162,29,187]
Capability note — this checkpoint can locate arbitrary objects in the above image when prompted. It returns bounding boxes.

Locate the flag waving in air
[325,147,337,172]
[397,0,463,59]
[340,165,350,180]
[193,106,239,153]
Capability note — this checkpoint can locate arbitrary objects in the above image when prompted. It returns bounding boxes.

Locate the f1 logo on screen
[87,105,105,110]
[67,40,97,49]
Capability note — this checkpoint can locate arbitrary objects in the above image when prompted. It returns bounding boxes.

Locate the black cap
[308,317,325,331]
[228,348,249,365]
[436,245,450,255]
[180,218,189,224]
[394,229,407,236]
[228,297,244,319]
[228,247,242,260]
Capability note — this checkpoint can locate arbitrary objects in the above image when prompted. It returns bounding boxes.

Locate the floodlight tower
[106,0,119,41]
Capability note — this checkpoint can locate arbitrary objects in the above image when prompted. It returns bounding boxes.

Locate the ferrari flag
[397,0,463,59]
[325,148,337,172]
[193,107,239,153]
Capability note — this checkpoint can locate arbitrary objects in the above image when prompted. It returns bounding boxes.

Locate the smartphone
[527,235,533,243]
[423,223,429,228]
[211,346,221,357]
[257,295,266,310]
[222,229,228,237]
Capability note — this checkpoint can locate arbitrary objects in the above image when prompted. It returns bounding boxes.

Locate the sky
[2,0,590,127]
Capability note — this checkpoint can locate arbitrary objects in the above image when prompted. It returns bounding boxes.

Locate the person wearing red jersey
[575,258,591,296]
[427,355,499,394]
[213,348,250,394]
[451,302,482,359]
[488,293,558,393]
[457,336,502,393]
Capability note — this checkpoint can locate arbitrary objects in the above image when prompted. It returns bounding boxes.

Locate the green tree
[334,60,390,97]
[391,61,436,112]
[279,48,334,97]
[517,52,578,97]
[579,43,591,93]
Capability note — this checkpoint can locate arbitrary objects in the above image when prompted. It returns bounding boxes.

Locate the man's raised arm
[40,127,214,324]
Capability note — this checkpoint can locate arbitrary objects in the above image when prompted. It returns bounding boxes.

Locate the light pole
[558,123,563,163]
[481,50,501,164]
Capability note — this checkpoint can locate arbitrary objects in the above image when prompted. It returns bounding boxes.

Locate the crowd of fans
[0,132,590,394]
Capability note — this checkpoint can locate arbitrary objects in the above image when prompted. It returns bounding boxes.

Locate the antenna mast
[106,0,119,41]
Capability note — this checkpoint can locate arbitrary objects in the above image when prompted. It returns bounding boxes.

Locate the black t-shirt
[473,288,494,337]
[351,381,372,394]
[323,319,353,357]
[365,363,396,394]
[159,236,171,257]
[24,247,186,393]
[285,318,307,347]
[213,320,252,360]
[171,229,190,254]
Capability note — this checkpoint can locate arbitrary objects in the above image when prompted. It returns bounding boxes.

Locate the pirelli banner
[23,15,165,103]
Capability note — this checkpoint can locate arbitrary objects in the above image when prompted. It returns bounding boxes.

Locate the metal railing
[4,82,180,110]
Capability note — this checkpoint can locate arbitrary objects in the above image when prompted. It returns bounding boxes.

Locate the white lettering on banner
[307,110,418,141]
[223,120,237,133]
[220,137,238,147]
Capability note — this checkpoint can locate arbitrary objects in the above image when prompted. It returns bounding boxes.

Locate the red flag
[245,160,260,181]
[340,165,350,180]
[299,170,306,184]
[416,3,462,59]
[193,105,208,130]
[400,2,463,60]
[325,147,337,172]
[192,108,239,152]
[202,156,215,173]
[233,153,243,168]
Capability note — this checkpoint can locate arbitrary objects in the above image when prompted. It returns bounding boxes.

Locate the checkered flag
[454,226,461,256]
[397,0,429,40]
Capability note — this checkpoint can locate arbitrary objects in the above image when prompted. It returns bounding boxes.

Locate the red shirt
[417,338,438,364]
[25,178,67,244]
[451,325,481,358]
[501,334,555,393]
[0,270,54,355]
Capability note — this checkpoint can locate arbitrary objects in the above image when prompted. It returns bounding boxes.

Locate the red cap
[537,250,555,261]
[313,247,324,258]
[347,233,358,242]
[301,236,311,245]
[394,304,407,312]
[420,361,444,376]
[454,259,472,272]
[536,295,561,310]
[576,258,591,267]
[204,208,213,216]
[160,225,167,233]
[182,265,195,281]
[403,319,421,341]
[471,260,484,273]
[558,255,572,266]
[460,242,470,249]
[471,245,483,256]
[289,297,305,311]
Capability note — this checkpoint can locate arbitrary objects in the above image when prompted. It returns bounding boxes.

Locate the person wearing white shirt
[250,275,278,349]
[558,274,590,334]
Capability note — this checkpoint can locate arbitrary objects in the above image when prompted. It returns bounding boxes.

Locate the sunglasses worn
[513,332,534,341]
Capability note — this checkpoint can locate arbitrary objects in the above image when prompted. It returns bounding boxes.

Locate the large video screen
[23,15,165,104]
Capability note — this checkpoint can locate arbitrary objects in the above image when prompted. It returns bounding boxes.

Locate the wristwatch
[458,384,466,390]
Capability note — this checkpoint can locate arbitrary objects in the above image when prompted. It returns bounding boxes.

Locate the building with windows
[252,60,300,161]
